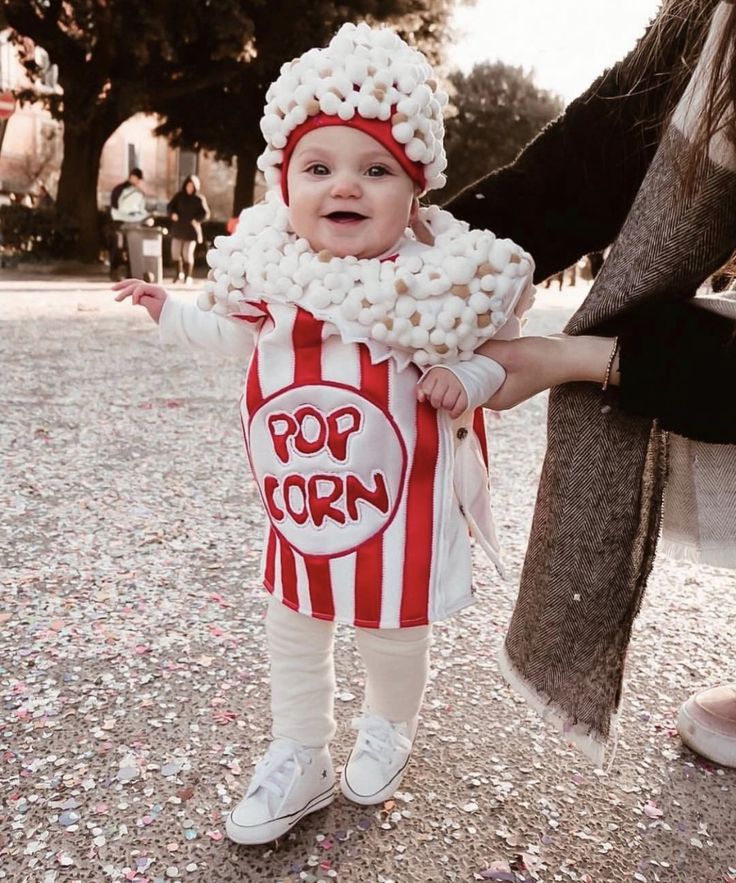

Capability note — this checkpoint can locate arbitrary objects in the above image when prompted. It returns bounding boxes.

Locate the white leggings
[266,596,432,748]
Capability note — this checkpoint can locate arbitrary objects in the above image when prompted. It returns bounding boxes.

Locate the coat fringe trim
[497,643,616,769]
[659,537,736,570]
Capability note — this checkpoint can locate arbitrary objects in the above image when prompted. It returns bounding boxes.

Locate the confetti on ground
[0,278,734,882]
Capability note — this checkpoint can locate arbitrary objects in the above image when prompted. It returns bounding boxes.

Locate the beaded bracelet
[601,336,620,392]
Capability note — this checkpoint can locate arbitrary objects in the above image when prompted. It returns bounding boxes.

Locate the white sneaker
[226,739,334,845]
[185,275,194,286]
[340,713,417,805]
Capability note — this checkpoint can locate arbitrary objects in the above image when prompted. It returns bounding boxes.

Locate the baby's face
[286,126,416,260]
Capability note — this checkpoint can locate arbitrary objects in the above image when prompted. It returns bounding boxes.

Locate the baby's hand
[416,367,469,418]
[113,278,167,323]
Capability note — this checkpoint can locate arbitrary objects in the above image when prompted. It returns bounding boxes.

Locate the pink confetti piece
[643,800,664,819]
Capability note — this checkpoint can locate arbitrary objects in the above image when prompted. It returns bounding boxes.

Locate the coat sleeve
[158,297,256,361]
[614,300,736,444]
[443,18,692,282]
[167,193,178,216]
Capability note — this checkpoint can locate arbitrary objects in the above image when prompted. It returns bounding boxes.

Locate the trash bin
[123,224,163,283]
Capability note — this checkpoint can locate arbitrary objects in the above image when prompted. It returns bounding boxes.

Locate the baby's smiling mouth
[324,211,367,223]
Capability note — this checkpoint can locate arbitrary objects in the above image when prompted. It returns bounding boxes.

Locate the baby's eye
[307,163,330,176]
[366,165,390,177]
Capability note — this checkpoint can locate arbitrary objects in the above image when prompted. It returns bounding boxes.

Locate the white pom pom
[430,328,446,346]
[341,294,363,321]
[345,57,368,83]
[288,105,308,127]
[410,327,430,348]
[395,295,417,318]
[371,322,389,342]
[393,317,410,336]
[397,81,418,104]
[492,311,507,326]
[309,287,332,309]
[260,113,282,137]
[396,96,419,119]
[405,138,425,162]
[488,240,512,273]
[337,101,355,121]
[415,350,430,367]
[437,311,455,331]
[446,296,465,318]
[469,292,491,313]
[357,94,381,118]
[444,257,476,286]
[392,122,414,144]
[358,308,374,326]
[320,92,341,115]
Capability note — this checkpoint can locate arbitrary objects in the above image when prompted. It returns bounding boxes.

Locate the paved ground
[1,276,734,883]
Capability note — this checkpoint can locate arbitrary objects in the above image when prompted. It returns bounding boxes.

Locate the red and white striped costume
[159,282,499,629]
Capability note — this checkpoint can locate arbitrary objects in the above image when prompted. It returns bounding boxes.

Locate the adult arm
[616,300,736,443]
[481,301,736,444]
[443,18,693,282]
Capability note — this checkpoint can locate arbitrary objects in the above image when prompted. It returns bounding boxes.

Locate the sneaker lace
[248,739,310,801]
[350,714,411,764]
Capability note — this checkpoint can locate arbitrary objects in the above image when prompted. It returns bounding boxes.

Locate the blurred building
[0,30,237,219]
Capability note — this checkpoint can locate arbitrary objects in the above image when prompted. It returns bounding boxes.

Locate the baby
[114,22,534,846]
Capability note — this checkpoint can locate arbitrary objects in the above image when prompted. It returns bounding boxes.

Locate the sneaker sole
[676,702,736,768]
[339,751,411,806]
[225,786,334,845]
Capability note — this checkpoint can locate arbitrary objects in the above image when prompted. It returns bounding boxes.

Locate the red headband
[279,113,426,204]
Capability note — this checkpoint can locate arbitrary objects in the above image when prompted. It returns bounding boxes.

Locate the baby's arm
[113,278,255,358]
[416,356,507,418]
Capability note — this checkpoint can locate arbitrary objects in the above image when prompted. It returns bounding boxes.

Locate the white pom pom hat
[257,21,449,203]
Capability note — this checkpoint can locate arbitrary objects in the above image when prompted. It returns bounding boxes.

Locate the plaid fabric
[503,3,736,759]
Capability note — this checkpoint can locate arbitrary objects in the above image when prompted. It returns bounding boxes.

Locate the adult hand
[113,278,167,324]
[171,213,179,222]
[478,335,617,409]
[477,338,562,409]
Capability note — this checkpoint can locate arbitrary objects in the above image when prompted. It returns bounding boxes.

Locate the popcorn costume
[156,22,534,841]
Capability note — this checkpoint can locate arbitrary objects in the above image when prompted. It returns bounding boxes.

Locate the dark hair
[623,0,736,192]
[130,167,144,180]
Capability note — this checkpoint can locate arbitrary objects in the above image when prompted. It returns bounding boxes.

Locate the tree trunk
[56,120,116,262]
[232,139,261,216]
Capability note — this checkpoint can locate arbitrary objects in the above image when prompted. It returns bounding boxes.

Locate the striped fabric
[501,1,736,762]
[241,302,481,628]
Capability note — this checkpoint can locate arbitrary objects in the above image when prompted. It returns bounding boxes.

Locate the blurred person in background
[167,175,210,285]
